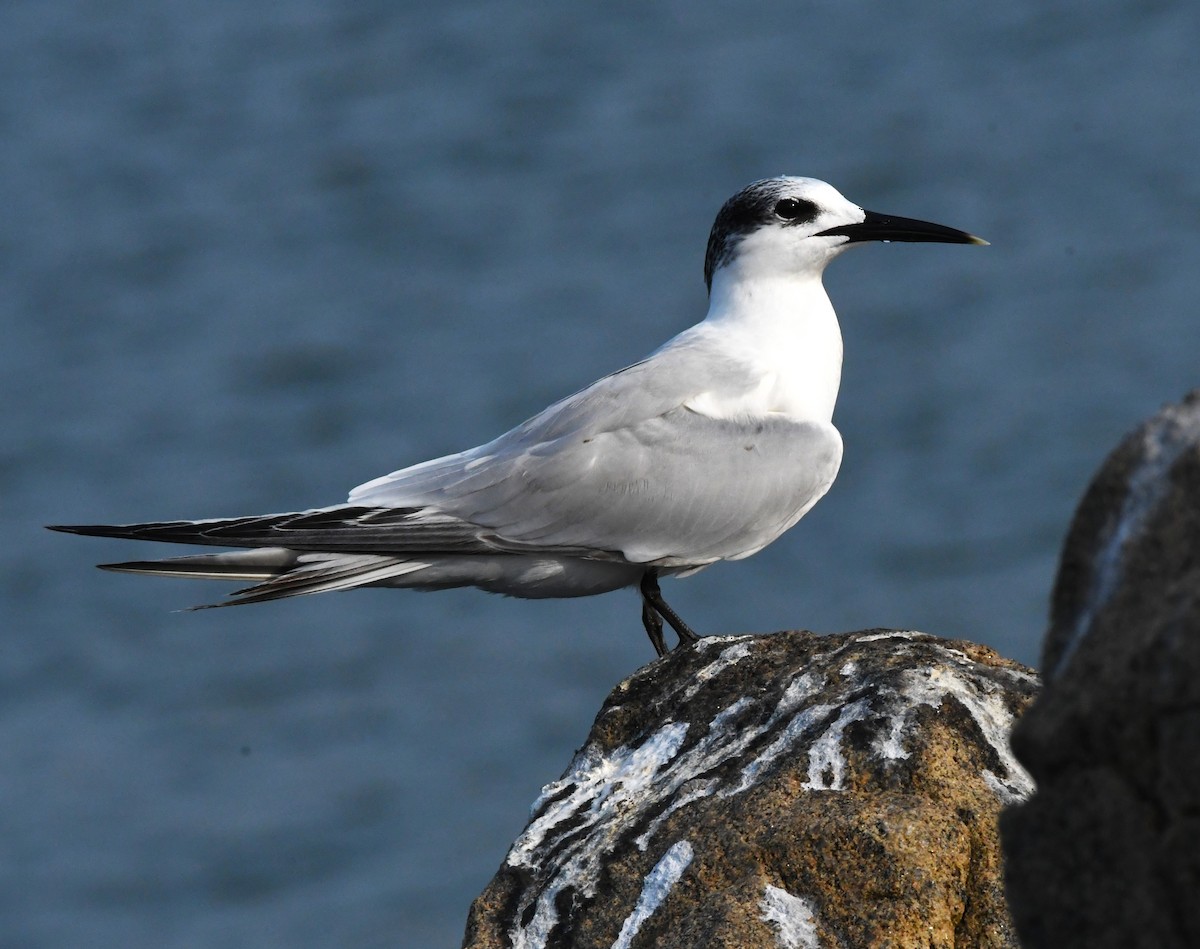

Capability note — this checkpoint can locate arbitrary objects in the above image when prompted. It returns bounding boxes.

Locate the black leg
[641,598,667,657]
[639,571,700,651]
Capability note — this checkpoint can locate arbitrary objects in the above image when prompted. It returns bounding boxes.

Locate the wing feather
[57,335,843,571]
[348,338,843,565]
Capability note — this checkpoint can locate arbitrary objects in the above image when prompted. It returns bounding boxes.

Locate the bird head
[703,176,985,292]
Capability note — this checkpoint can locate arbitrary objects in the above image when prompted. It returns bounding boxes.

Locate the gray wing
[349,345,843,565]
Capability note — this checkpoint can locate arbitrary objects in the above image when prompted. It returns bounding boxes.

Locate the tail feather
[98,548,301,582]
[47,506,599,607]
[97,548,435,609]
[207,557,431,607]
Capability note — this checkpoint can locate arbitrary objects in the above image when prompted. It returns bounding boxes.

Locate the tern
[50,177,984,656]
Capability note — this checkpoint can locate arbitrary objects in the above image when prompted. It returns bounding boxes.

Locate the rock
[1002,391,1200,949]
[463,629,1037,948]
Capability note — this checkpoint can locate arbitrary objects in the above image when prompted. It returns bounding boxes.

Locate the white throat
[700,266,844,424]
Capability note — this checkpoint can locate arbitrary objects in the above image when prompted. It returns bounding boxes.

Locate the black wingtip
[96,560,146,573]
[47,521,191,542]
[48,524,126,538]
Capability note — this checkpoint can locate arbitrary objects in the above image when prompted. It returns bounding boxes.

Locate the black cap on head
[704,179,821,291]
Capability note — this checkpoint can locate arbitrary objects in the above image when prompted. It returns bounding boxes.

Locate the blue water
[4,1,1198,945]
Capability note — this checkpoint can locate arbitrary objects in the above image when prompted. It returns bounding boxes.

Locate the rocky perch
[464,629,1038,949]
[461,392,1200,948]
[1002,391,1200,949]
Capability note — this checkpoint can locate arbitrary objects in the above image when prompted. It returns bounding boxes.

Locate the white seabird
[51,177,985,655]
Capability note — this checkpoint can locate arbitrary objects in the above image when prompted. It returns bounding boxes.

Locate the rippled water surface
[5,1,1199,945]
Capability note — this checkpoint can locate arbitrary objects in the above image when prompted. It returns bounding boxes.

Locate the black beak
[816,209,987,245]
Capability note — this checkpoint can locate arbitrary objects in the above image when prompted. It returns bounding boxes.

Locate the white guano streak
[610,840,694,949]
[508,722,690,949]
[898,665,1035,801]
[760,884,820,949]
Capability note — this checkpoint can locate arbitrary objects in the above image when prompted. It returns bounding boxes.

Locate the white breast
[686,272,845,423]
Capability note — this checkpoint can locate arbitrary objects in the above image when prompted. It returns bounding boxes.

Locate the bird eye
[774,197,816,222]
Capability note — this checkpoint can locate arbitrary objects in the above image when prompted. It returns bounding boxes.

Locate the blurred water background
[4,1,1198,945]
